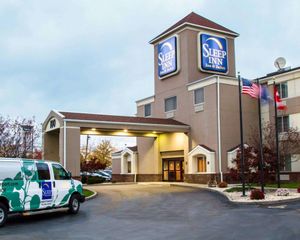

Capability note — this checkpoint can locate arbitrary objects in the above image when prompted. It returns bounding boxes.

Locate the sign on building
[45,117,60,132]
[158,35,179,78]
[199,33,228,74]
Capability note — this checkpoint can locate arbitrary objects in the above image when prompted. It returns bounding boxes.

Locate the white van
[0,158,85,227]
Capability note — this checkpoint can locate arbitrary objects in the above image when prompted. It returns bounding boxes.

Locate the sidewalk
[138,182,300,204]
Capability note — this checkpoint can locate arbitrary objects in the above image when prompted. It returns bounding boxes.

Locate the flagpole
[238,73,246,196]
[256,79,265,193]
[273,82,281,188]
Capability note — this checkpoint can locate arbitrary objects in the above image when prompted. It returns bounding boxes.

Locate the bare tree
[0,116,40,158]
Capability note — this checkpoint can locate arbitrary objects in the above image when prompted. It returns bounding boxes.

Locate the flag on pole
[242,78,260,98]
[274,86,287,110]
[260,85,272,104]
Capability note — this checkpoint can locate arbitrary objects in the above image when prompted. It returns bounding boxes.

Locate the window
[194,88,204,105]
[277,116,289,133]
[52,164,69,180]
[197,156,206,172]
[165,96,177,112]
[276,82,288,98]
[0,162,23,181]
[144,103,151,117]
[36,163,50,180]
[280,154,291,171]
[127,161,131,174]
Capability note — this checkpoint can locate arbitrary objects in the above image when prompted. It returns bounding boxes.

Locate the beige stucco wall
[43,131,60,162]
[136,137,159,174]
[112,156,121,174]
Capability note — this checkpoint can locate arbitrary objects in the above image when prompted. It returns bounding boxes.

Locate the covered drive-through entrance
[42,110,190,180]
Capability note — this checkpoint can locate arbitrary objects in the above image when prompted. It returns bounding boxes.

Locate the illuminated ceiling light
[123,129,128,133]
[91,128,96,131]
[152,131,157,134]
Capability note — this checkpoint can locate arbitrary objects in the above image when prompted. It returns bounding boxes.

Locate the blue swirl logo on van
[158,36,178,78]
[200,33,228,73]
[42,181,52,200]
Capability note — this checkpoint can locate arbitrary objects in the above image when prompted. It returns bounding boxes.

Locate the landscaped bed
[219,185,300,203]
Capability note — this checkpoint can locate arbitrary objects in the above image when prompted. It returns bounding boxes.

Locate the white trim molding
[188,145,216,174]
[136,96,155,107]
[187,75,238,91]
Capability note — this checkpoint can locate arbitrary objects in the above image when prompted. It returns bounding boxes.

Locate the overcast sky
[1,0,299,149]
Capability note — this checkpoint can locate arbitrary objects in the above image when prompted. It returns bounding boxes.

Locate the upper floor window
[144,104,151,117]
[277,115,289,133]
[165,96,177,112]
[276,82,288,99]
[194,88,204,105]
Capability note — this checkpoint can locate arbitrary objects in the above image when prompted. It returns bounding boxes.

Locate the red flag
[274,86,287,110]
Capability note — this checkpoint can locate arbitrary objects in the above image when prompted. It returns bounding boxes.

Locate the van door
[36,162,54,209]
[51,163,73,207]
[22,161,40,211]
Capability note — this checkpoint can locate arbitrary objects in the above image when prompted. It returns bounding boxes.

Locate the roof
[112,146,137,155]
[150,12,238,44]
[258,66,300,81]
[127,146,137,152]
[227,144,249,152]
[198,144,215,152]
[59,111,188,127]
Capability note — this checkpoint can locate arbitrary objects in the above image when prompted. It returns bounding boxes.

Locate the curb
[169,183,300,205]
[84,189,98,201]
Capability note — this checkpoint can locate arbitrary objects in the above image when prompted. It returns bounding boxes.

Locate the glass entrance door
[163,158,183,182]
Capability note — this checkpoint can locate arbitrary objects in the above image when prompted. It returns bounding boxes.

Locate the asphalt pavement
[1,184,300,240]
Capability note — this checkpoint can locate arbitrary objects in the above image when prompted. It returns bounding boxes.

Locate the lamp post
[21,125,33,158]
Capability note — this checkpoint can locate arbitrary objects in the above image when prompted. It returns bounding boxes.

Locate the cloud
[0,0,300,148]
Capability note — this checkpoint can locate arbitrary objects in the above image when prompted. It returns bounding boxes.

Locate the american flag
[242,78,260,98]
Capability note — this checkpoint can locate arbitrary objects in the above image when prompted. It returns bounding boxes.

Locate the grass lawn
[83,188,95,197]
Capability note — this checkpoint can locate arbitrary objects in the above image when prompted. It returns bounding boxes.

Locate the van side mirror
[67,171,72,179]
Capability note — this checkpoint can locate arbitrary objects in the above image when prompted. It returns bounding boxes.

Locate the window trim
[164,96,177,113]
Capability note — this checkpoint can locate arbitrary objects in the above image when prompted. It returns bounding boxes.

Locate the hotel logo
[158,36,178,78]
[199,33,228,74]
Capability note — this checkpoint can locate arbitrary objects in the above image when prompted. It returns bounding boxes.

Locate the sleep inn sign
[199,33,228,74]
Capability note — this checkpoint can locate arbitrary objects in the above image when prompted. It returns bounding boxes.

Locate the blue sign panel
[200,33,228,73]
[158,36,178,78]
[42,181,52,200]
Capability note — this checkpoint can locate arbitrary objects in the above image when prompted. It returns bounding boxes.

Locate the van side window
[0,161,23,181]
[52,164,69,180]
[36,163,50,180]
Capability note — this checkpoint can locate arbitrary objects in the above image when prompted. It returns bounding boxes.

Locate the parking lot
[1,184,300,240]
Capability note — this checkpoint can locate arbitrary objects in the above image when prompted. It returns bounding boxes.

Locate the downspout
[63,120,67,168]
[217,76,223,182]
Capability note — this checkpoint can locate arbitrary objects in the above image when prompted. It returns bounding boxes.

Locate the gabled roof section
[127,146,137,152]
[150,12,238,44]
[59,111,189,127]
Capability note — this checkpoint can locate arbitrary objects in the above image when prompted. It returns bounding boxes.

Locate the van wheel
[68,194,80,214]
[0,202,8,227]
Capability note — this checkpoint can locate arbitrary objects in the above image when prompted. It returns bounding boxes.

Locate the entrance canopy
[42,110,189,176]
